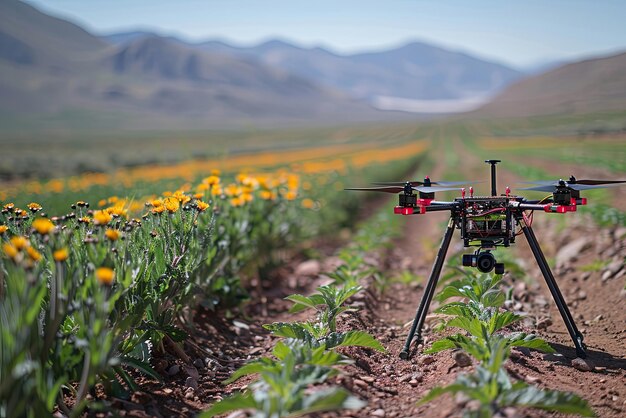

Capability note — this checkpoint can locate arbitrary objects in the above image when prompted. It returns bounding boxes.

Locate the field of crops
[1,116,625,417]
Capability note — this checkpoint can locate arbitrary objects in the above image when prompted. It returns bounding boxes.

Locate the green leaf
[503,385,595,416]
[296,387,366,416]
[286,294,325,313]
[424,338,458,353]
[507,333,555,353]
[120,356,162,381]
[222,361,271,384]
[488,311,522,334]
[199,391,257,417]
[325,330,386,352]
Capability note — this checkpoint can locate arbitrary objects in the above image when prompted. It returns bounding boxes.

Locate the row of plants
[201,204,404,417]
[1,148,427,416]
[0,171,309,417]
[418,268,594,417]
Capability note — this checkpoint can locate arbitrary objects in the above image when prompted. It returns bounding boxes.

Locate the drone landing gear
[517,215,587,358]
[400,218,455,360]
[399,215,588,361]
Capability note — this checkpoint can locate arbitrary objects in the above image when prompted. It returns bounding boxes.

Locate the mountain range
[1,0,625,131]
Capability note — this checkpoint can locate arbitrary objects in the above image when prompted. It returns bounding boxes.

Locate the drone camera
[462,251,505,274]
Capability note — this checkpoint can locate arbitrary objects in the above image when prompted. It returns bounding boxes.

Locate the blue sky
[27,0,626,68]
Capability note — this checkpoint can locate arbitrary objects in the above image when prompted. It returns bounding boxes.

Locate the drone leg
[517,216,587,358]
[400,218,455,360]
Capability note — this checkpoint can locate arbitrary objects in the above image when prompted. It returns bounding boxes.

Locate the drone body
[347,160,626,360]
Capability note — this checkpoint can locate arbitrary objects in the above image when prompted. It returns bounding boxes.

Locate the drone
[347,160,626,360]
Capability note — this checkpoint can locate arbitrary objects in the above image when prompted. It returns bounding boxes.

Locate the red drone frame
[347,160,626,360]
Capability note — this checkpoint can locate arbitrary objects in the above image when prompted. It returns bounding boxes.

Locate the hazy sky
[27,0,626,68]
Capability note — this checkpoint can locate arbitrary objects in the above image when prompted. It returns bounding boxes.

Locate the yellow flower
[196,201,210,212]
[32,218,55,235]
[27,202,42,212]
[15,209,28,218]
[173,190,191,204]
[211,186,223,196]
[242,193,253,203]
[203,175,220,186]
[53,248,69,262]
[93,210,112,225]
[98,199,107,207]
[230,197,244,207]
[3,243,19,260]
[225,184,241,197]
[26,247,41,262]
[105,229,121,241]
[95,267,115,286]
[164,197,180,213]
[10,236,29,250]
[0,225,7,234]
[260,190,276,200]
[301,198,315,209]
[3,203,15,211]
[150,199,164,208]
[193,192,204,199]
[106,206,127,217]
[211,169,221,176]
[284,190,298,201]
[152,205,165,214]
[79,217,91,224]
[196,183,209,192]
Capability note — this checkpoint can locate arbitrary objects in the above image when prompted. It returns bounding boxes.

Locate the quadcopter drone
[347,160,626,360]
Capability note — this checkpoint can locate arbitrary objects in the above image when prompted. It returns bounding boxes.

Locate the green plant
[200,335,366,418]
[419,340,594,418]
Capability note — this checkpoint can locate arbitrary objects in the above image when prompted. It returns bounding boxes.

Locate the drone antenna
[485,160,501,196]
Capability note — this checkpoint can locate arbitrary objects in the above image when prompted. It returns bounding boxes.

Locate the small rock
[371,409,385,417]
[409,379,419,386]
[526,375,541,384]
[571,357,594,372]
[411,372,424,382]
[594,314,604,322]
[184,388,195,400]
[353,379,368,388]
[167,365,180,376]
[295,259,321,277]
[163,388,173,394]
[249,347,264,356]
[359,375,375,383]
[556,238,591,266]
[398,374,411,383]
[185,377,198,390]
[421,355,435,365]
[577,290,587,300]
[453,351,472,368]
[193,358,204,368]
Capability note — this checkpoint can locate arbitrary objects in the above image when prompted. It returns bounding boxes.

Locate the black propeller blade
[521,177,626,187]
[372,180,481,187]
[345,186,405,193]
[412,185,462,193]
[519,183,624,192]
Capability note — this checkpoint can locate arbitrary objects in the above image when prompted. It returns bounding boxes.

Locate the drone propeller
[372,180,480,187]
[519,176,626,192]
[519,183,623,192]
[344,186,405,194]
[412,185,461,193]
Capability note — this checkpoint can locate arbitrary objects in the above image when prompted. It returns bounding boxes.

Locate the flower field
[2,118,625,418]
[0,135,428,417]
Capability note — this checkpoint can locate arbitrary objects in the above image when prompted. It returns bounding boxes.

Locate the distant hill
[105,32,524,109]
[197,39,524,103]
[0,1,391,130]
[475,51,626,117]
